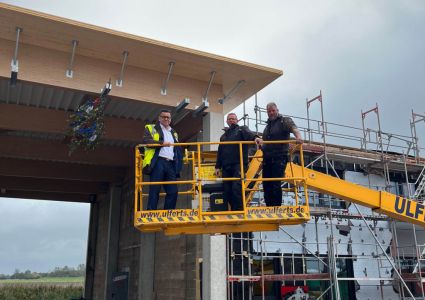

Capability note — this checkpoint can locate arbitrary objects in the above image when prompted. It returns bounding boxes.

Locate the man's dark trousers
[222,164,243,211]
[262,156,287,206]
[147,158,178,210]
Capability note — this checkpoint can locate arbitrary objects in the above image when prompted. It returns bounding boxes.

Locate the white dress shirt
[158,123,175,160]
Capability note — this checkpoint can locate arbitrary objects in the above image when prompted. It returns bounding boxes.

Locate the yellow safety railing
[134,140,311,235]
[135,139,425,235]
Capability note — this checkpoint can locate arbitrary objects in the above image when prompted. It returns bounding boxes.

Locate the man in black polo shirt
[215,113,257,211]
[255,102,303,207]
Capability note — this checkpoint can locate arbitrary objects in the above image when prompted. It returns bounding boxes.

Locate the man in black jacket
[215,113,257,211]
[255,102,303,206]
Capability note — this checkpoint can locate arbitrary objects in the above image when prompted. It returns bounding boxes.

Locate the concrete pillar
[138,233,156,300]
[84,197,99,300]
[202,235,227,300]
[104,185,122,300]
[202,111,224,150]
[201,111,227,299]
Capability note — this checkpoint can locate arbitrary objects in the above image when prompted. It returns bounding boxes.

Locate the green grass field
[0,278,84,300]
[0,276,84,285]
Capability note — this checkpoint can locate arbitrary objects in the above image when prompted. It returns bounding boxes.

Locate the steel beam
[0,175,106,194]
[0,103,144,143]
[0,135,132,167]
[0,157,125,182]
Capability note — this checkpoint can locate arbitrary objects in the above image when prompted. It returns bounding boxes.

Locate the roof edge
[0,3,283,76]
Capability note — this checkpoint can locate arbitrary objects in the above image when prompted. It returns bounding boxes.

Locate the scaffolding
[227,93,425,300]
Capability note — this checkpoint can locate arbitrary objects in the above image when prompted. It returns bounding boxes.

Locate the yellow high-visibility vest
[143,124,179,169]
[143,124,160,168]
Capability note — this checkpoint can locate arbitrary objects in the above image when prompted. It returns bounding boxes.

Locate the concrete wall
[87,109,220,299]
[88,171,201,300]
[153,233,201,300]
[202,111,224,151]
[92,192,109,300]
[150,162,202,300]
[117,179,141,300]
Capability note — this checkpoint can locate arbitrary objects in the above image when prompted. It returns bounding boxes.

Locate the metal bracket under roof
[218,79,245,104]
[66,40,78,78]
[172,98,191,125]
[101,80,112,97]
[116,51,129,87]
[175,98,190,113]
[202,71,216,102]
[10,27,22,86]
[192,100,209,118]
[160,61,175,96]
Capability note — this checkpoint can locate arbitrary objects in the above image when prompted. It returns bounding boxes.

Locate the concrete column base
[202,235,227,300]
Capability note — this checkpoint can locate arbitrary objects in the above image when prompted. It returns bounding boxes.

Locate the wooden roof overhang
[0,3,282,113]
[0,4,282,202]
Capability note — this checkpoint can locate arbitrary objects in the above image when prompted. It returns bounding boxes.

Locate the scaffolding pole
[224,96,425,300]
[411,111,425,162]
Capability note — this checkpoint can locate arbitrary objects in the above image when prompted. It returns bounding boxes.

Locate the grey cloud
[0,0,424,274]
[0,198,89,275]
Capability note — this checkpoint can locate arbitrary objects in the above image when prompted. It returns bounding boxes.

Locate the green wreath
[68,95,107,154]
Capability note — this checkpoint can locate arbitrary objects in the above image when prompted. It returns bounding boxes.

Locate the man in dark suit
[142,109,182,210]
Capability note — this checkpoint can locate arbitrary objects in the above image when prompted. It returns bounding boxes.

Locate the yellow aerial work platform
[134,140,425,235]
[134,141,310,235]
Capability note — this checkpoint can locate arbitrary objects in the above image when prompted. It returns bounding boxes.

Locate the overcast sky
[0,0,424,275]
[0,198,89,275]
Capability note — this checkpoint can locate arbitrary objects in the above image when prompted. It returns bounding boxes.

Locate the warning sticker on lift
[136,206,309,224]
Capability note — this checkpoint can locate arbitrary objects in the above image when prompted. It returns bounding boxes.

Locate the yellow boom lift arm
[286,162,425,227]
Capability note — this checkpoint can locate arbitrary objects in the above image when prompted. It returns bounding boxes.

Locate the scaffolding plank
[228,273,330,282]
